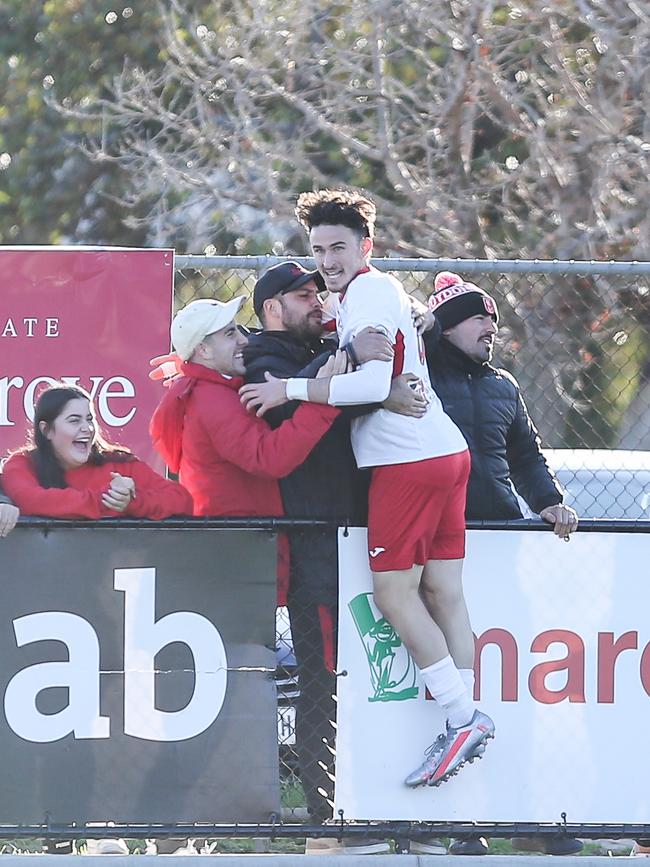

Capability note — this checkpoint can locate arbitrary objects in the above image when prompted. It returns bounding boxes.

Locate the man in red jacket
[150,296,344,602]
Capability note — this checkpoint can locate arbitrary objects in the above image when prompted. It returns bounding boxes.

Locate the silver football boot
[404,710,495,788]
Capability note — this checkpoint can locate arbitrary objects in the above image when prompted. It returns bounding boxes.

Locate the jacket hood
[150,362,242,473]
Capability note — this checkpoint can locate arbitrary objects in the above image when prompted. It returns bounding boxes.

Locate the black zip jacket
[424,328,563,520]
[243,330,369,605]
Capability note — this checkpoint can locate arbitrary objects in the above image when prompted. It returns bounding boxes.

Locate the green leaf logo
[348,593,419,702]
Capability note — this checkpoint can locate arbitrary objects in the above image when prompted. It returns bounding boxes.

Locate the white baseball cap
[171,296,245,360]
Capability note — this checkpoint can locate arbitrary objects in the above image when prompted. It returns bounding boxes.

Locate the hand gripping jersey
[326,267,467,468]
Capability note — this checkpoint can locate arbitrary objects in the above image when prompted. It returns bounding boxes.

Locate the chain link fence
[168,256,650,847]
[175,255,650,449]
[175,255,650,520]
[2,257,648,854]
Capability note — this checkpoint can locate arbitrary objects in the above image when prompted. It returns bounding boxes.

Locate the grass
[281,778,307,810]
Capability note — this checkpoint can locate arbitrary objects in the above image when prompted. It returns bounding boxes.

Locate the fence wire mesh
[175,255,650,520]
[167,256,650,846]
[6,258,647,852]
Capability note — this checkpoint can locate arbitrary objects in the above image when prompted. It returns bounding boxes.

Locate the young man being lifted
[240,190,495,788]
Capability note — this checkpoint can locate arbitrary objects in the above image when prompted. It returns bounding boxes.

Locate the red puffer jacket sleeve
[1,453,108,519]
[121,460,194,519]
[205,389,340,479]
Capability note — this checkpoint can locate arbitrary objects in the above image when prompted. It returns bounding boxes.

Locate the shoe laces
[423,731,447,760]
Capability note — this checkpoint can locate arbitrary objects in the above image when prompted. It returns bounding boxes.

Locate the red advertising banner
[1,247,173,471]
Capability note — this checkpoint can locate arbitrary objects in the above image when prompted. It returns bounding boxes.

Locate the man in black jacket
[424,272,579,857]
[425,271,578,537]
[244,261,424,854]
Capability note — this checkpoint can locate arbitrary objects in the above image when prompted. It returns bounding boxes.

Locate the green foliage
[565,321,649,448]
[0,1,220,244]
[281,778,307,809]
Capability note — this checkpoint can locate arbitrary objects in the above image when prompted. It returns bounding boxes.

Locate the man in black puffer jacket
[424,271,578,534]
[244,262,421,852]
[424,272,579,858]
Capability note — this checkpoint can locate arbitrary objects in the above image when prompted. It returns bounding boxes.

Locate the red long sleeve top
[2,452,193,520]
[149,361,340,518]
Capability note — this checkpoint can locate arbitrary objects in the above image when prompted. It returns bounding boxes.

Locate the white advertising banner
[335,527,650,823]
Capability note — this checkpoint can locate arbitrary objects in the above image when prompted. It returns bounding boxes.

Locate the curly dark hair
[295,189,376,240]
[23,384,134,489]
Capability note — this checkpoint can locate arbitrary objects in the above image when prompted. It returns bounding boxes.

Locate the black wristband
[344,342,360,368]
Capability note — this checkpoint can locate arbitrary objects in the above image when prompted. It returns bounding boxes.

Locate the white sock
[419,655,474,728]
[459,667,475,702]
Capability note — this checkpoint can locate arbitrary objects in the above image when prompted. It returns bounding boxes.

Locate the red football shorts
[367,450,470,572]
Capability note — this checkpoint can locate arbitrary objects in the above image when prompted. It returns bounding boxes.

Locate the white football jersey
[327,267,467,468]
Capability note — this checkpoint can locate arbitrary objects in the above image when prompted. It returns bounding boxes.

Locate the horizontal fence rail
[13,516,650,532]
[2,820,650,842]
[175,254,650,275]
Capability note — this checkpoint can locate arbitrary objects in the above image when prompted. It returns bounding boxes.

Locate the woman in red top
[3,384,193,520]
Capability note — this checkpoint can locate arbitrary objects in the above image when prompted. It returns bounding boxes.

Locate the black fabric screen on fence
[0,525,280,824]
